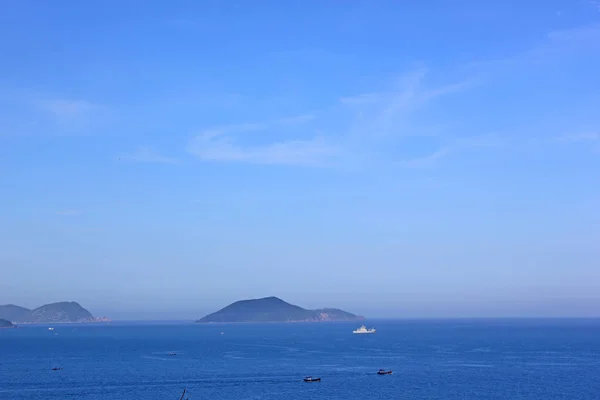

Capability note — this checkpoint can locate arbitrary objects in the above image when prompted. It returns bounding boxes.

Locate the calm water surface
[1,319,599,399]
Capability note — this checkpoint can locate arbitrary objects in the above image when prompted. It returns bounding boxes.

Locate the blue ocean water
[1,319,599,399]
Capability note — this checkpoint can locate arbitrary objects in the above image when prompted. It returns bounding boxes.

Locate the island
[196,296,365,323]
[0,301,109,324]
[0,318,14,328]
[0,304,30,323]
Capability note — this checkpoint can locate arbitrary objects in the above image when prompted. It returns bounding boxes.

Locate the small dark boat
[377,369,392,375]
[51,367,63,371]
[179,388,187,400]
[304,376,321,382]
[168,352,177,356]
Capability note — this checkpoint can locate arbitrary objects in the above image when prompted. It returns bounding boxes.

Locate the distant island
[0,318,14,328]
[196,296,365,323]
[0,302,110,324]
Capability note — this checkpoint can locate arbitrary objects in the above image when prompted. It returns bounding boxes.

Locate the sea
[1,319,599,400]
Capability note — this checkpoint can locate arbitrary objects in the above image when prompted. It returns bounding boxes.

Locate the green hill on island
[196,296,365,323]
[0,301,106,324]
[0,318,14,328]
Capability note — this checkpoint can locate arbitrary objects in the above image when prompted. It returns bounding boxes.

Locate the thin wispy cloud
[340,68,476,142]
[420,79,480,102]
[199,122,268,140]
[120,147,180,164]
[55,210,81,216]
[186,114,329,166]
[336,68,483,169]
[198,114,315,138]
[557,132,599,142]
[186,29,594,170]
[546,23,600,43]
[468,23,600,73]
[453,134,505,148]
[397,134,504,168]
[189,135,337,166]
[40,99,102,120]
[28,94,108,130]
[277,114,316,125]
[0,90,108,136]
[187,68,482,168]
[400,147,451,168]
[340,68,427,108]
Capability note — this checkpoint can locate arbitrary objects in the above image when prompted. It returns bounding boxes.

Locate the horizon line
[18,316,600,324]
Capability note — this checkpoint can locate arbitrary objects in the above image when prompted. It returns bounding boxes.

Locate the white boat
[353,325,375,334]
[48,327,54,331]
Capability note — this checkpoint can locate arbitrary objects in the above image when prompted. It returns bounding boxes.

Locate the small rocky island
[0,318,14,328]
[0,301,109,324]
[196,296,365,323]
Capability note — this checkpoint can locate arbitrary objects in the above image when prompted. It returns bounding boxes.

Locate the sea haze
[0,319,599,399]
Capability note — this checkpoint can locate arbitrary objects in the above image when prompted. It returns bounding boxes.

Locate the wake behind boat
[353,325,376,334]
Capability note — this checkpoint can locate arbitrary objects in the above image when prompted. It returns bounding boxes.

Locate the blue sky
[1,0,599,319]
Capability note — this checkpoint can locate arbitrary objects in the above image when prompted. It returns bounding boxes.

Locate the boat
[51,367,63,371]
[353,325,376,334]
[377,369,392,375]
[48,327,54,331]
[303,376,321,382]
[168,352,177,356]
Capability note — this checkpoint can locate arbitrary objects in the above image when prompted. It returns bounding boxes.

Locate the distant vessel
[303,376,321,382]
[48,327,54,331]
[377,369,392,375]
[353,325,375,334]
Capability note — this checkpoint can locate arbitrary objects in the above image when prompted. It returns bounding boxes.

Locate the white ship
[353,325,376,334]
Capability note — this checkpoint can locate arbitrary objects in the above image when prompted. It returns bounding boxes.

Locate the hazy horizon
[1,1,599,320]
[2,294,599,321]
